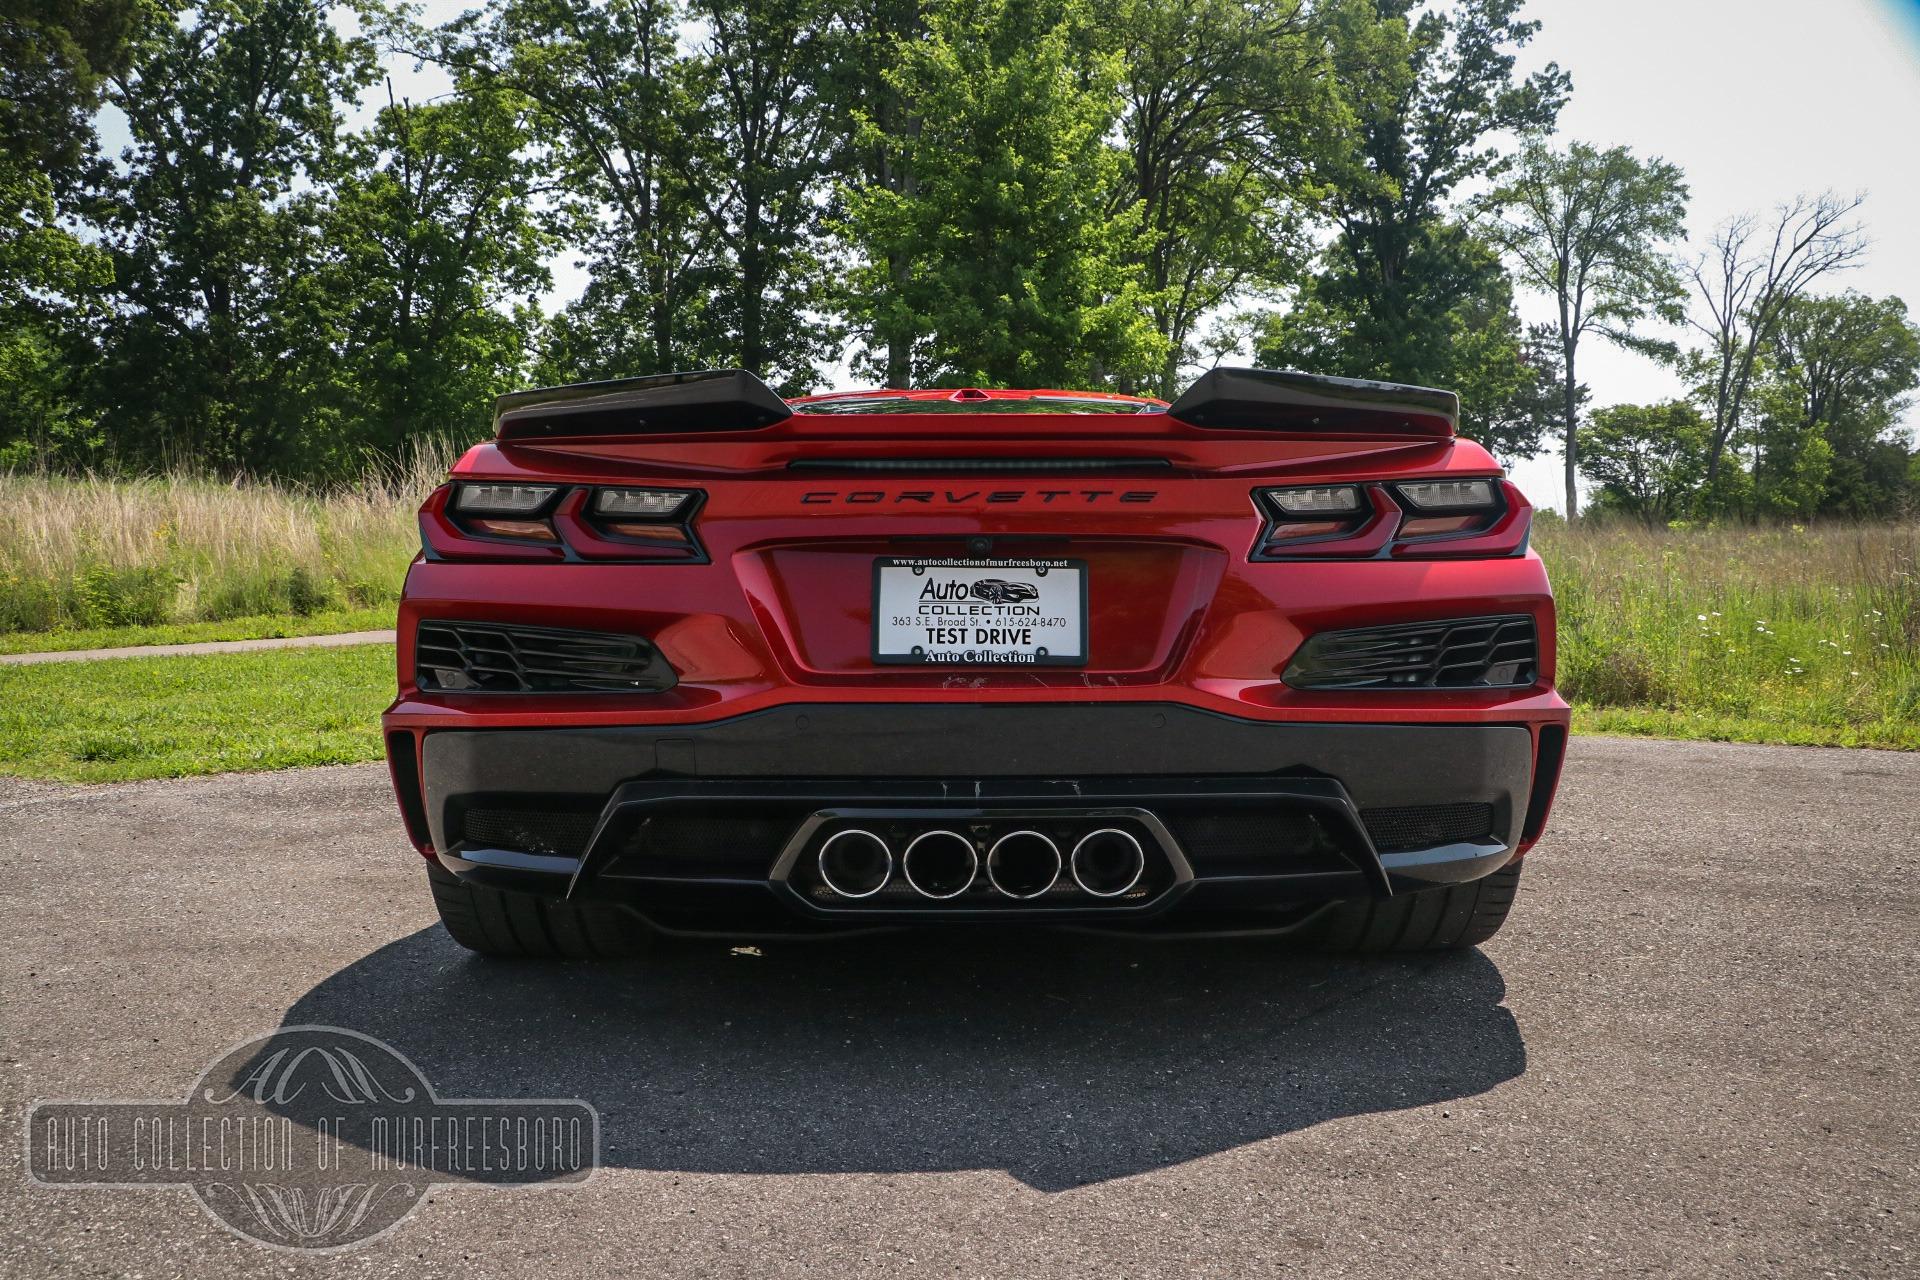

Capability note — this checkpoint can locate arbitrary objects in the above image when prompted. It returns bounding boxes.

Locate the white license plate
[873,557,1086,666]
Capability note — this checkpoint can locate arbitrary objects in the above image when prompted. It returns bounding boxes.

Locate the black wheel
[1309,862,1524,952]
[426,862,656,960]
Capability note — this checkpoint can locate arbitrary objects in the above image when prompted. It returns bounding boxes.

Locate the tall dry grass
[1537,519,1920,738]
[0,442,460,632]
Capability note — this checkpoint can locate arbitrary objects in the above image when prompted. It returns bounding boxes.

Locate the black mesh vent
[459,807,599,857]
[619,815,796,873]
[1284,615,1537,690]
[1164,811,1353,877]
[1361,803,1496,852]
[416,621,676,693]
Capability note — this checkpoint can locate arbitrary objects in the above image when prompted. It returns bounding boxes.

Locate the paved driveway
[2,736,1914,1276]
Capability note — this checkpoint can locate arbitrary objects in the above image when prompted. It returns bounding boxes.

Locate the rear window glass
[792,396,1159,415]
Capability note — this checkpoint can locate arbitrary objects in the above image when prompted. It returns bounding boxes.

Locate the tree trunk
[885,247,911,389]
[737,177,767,377]
[1562,367,1579,521]
[1561,316,1579,522]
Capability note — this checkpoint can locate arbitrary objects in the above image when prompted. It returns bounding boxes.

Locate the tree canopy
[0,0,1914,520]
[1482,139,1688,518]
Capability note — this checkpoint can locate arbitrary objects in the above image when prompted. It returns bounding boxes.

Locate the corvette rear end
[381,367,1570,957]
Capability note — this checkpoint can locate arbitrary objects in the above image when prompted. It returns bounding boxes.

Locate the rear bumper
[387,703,1567,936]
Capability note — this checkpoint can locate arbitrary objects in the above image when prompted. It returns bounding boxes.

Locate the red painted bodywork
[382,388,1570,857]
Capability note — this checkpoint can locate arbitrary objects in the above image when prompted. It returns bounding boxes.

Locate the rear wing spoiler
[492,364,1454,441]
[494,368,792,441]
[1166,367,1457,437]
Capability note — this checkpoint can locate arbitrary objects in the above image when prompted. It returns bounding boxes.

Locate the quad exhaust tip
[986,830,1061,899]
[817,828,892,898]
[1070,828,1146,898]
[902,829,978,899]
[818,825,1144,902]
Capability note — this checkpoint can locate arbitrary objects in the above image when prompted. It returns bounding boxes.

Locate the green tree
[0,167,115,467]
[442,0,728,384]
[1309,0,1564,327]
[1259,219,1553,458]
[1483,140,1688,519]
[693,0,840,391]
[1579,400,1712,526]
[837,0,1165,388]
[0,0,134,467]
[1258,0,1568,456]
[1109,0,1328,397]
[1752,292,1920,517]
[322,86,553,462]
[1,0,135,182]
[98,0,379,472]
[823,0,925,387]
[1683,192,1867,498]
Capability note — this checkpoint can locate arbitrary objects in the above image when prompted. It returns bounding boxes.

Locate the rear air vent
[1162,811,1354,877]
[786,457,1172,474]
[1283,615,1538,690]
[416,621,677,693]
[1360,803,1496,852]
[458,806,600,857]
[614,815,798,875]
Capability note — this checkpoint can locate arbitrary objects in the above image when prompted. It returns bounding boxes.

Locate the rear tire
[426,862,655,960]
[1310,862,1523,952]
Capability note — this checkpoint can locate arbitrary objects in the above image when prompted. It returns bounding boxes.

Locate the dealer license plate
[872,557,1087,666]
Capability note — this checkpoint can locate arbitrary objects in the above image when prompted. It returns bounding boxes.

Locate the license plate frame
[871,556,1088,667]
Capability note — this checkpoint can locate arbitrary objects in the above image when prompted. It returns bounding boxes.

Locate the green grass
[1536,521,1920,751]
[0,645,392,783]
[0,606,393,655]
[1574,706,1920,751]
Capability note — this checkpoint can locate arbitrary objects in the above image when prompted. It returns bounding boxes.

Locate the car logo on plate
[969,579,1040,603]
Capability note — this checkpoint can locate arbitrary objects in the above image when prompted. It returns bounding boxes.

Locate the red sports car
[381,367,1569,957]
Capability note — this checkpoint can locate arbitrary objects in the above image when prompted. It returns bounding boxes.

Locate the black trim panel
[494,368,792,440]
[419,705,1535,857]
[1168,366,1458,435]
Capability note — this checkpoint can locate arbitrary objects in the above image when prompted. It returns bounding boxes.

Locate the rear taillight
[1393,479,1496,511]
[450,483,564,544]
[1390,479,1504,541]
[580,487,702,550]
[455,483,558,514]
[422,483,708,562]
[1252,477,1528,560]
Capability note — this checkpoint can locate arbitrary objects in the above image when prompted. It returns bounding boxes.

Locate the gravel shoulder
[0,628,395,665]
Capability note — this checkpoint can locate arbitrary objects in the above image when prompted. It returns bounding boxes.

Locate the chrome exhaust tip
[985,830,1061,899]
[1070,828,1146,898]
[902,829,978,899]
[817,828,892,898]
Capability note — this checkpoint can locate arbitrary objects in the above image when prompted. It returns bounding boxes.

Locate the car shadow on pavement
[277,926,1524,1191]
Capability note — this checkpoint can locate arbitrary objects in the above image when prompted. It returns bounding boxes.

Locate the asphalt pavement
[1,736,1915,1277]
